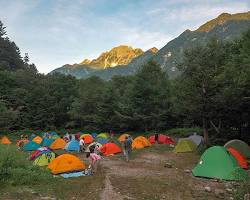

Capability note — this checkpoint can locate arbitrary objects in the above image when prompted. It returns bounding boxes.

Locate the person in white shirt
[80,138,85,152]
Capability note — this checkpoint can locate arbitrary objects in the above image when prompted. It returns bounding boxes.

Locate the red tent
[149,134,175,145]
[227,147,248,169]
[100,142,121,156]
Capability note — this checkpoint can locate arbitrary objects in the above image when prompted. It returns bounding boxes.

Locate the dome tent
[65,139,80,152]
[100,142,122,156]
[48,154,85,174]
[192,146,248,181]
[23,141,40,151]
[0,136,11,144]
[132,136,151,149]
[224,139,250,159]
[173,139,197,153]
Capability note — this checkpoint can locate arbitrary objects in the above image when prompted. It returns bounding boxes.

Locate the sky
[0,0,249,73]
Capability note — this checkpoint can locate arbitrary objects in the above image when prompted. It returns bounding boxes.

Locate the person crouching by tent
[80,137,85,152]
[155,133,159,143]
[124,136,133,162]
[86,152,101,173]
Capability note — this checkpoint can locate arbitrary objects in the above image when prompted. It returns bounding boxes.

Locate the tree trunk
[203,117,209,144]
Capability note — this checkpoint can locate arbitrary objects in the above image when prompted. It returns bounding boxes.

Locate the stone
[184,169,191,173]
[226,188,233,193]
[205,186,211,192]
[164,163,173,168]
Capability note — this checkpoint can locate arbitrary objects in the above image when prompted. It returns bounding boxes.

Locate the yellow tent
[97,133,109,139]
[132,136,151,149]
[173,139,197,153]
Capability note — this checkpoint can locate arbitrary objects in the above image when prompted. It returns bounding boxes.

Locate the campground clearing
[0,144,243,200]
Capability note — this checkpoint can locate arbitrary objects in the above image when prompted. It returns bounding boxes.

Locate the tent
[0,136,11,144]
[188,134,204,146]
[41,138,55,147]
[32,136,43,144]
[65,140,80,152]
[118,134,130,143]
[48,154,85,174]
[149,134,175,145]
[132,136,151,149]
[50,138,67,150]
[81,135,94,144]
[80,133,91,138]
[97,133,109,139]
[85,142,102,153]
[192,146,248,181]
[227,147,248,169]
[173,139,197,153]
[34,151,56,166]
[224,140,250,159]
[96,137,109,145]
[91,133,98,138]
[23,141,40,151]
[100,142,122,156]
[30,147,52,160]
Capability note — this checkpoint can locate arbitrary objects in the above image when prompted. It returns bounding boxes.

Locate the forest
[0,20,249,144]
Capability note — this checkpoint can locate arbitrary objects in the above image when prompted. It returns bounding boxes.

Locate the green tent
[192,146,248,181]
[224,139,250,159]
[34,152,56,166]
[23,141,40,151]
[173,139,197,153]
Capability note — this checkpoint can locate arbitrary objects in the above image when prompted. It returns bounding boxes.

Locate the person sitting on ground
[124,135,133,162]
[86,152,102,173]
[80,137,85,152]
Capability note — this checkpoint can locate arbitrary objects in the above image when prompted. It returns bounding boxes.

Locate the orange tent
[32,136,43,144]
[81,135,93,144]
[118,134,130,142]
[100,142,122,156]
[48,154,85,174]
[0,136,11,144]
[227,147,248,169]
[132,136,151,149]
[50,138,67,150]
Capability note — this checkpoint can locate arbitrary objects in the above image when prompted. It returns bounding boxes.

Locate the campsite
[1,1,250,200]
[0,131,250,200]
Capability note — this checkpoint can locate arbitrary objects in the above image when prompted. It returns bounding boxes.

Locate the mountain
[51,11,250,79]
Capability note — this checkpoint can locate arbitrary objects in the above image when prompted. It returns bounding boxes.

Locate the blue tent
[41,138,55,147]
[91,133,98,138]
[96,137,109,145]
[65,140,80,152]
[23,141,40,151]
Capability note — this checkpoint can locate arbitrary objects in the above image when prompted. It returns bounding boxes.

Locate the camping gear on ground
[97,133,109,139]
[32,136,43,144]
[224,139,250,159]
[65,139,80,152]
[23,141,41,151]
[149,134,175,145]
[16,139,29,147]
[41,138,55,147]
[34,151,56,166]
[50,138,67,150]
[173,139,197,153]
[192,146,248,181]
[48,154,86,174]
[118,134,130,143]
[80,134,94,144]
[227,147,248,169]
[100,142,122,156]
[188,133,204,146]
[60,169,92,178]
[85,142,102,153]
[132,136,151,149]
[0,136,11,144]
[96,137,109,145]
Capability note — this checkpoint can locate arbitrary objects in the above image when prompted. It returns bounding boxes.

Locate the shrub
[0,144,53,186]
[166,127,202,137]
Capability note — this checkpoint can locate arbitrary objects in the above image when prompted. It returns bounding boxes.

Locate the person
[86,152,101,173]
[79,137,85,152]
[155,133,159,143]
[124,135,133,162]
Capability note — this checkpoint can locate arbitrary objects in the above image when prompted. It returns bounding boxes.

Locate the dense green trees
[0,19,249,143]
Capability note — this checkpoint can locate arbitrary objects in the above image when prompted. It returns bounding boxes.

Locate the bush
[0,144,53,186]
